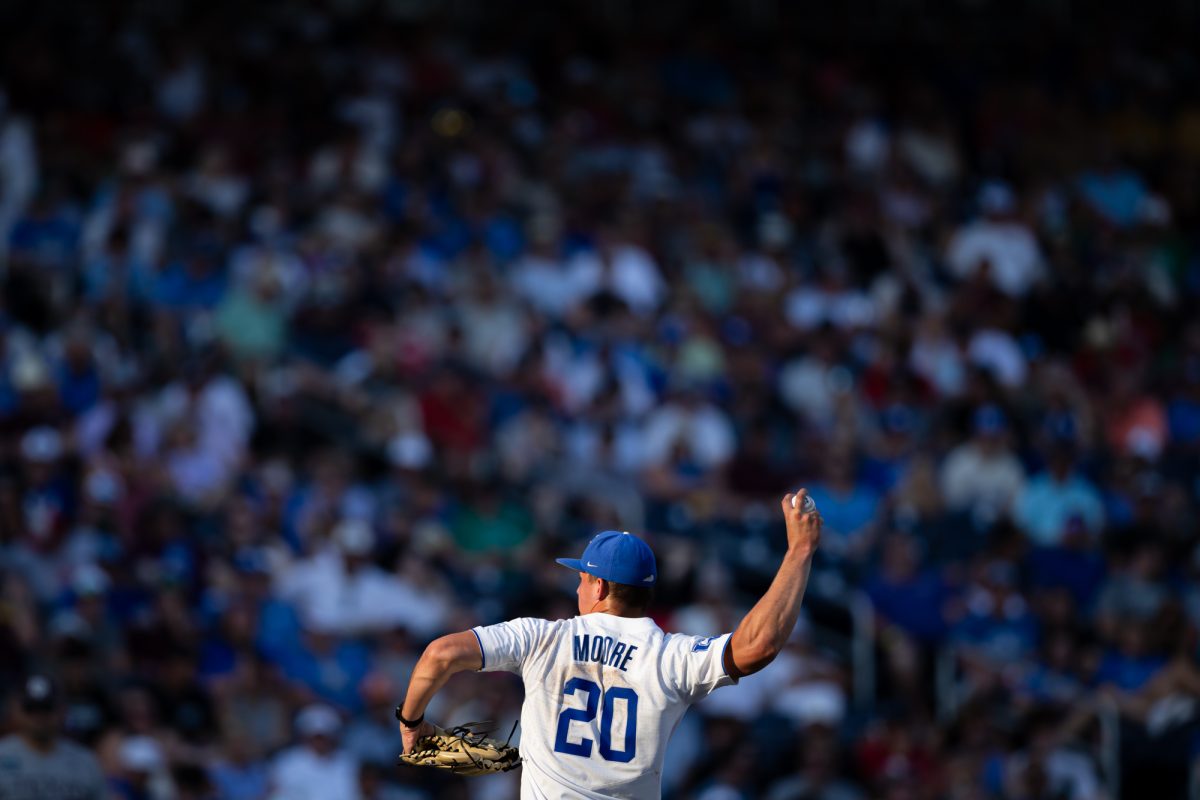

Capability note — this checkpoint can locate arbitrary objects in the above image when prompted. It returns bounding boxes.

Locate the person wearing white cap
[944,179,1045,297]
[267,704,361,800]
[275,517,448,638]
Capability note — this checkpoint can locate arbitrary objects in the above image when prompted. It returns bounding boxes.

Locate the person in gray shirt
[0,674,108,800]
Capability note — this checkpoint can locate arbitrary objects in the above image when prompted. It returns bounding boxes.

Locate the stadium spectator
[0,675,108,799]
[268,705,361,800]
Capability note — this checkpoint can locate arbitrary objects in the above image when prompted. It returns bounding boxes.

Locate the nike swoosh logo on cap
[643,575,655,582]
[586,562,599,567]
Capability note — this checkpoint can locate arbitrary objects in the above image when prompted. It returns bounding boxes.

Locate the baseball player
[398,490,822,798]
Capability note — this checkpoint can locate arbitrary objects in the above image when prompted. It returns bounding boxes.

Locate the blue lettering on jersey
[621,645,637,670]
[590,636,609,662]
[572,635,637,672]
[553,678,599,757]
[693,636,715,652]
[573,634,590,662]
[553,679,639,762]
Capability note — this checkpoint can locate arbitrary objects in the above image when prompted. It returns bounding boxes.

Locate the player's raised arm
[723,489,822,679]
[397,631,484,752]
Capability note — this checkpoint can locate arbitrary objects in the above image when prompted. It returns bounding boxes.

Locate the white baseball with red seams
[791,493,817,513]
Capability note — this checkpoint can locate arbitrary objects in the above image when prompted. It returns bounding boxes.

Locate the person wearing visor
[398,490,821,799]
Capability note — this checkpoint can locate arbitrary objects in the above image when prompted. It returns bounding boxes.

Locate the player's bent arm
[399,631,484,722]
[724,491,821,679]
[724,548,814,677]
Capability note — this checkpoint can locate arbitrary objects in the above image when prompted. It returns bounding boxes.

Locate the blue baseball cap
[556,530,657,587]
[973,404,1008,436]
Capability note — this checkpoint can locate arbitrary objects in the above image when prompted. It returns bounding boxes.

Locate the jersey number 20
[552,678,638,763]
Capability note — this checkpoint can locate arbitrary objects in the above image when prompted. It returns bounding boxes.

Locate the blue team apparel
[556,531,658,587]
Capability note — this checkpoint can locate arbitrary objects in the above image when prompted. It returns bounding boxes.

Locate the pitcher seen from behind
[397,489,823,798]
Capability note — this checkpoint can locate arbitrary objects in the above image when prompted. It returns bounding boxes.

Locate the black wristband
[395,706,424,728]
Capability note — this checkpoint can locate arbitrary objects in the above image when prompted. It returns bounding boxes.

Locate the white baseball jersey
[473,612,736,799]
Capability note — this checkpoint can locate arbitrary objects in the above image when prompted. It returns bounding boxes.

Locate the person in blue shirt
[951,560,1040,680]
[1025,521,1107,613]
[807,450,879,566]
[153,247,228,314]
[1094,621,1168,693]
[1166,357,1200,448]
[1015,628,1086,709]
[861,404,919,495]
[1015,444,1104,548]
[224,549,304,665]
[7,194,81,271]
[57,331,102,417]
[1076,155,1149,229]
[270,628,372,713]
[208,735,270,800]
[866,534,953,645]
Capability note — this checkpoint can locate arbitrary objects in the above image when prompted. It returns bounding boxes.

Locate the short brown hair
[604,580,654,615]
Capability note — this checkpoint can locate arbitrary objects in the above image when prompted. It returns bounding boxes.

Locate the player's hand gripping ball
[791,493,817,514]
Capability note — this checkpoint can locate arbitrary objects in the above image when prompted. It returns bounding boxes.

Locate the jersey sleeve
[472,617,554,675]
[664,631,739,703]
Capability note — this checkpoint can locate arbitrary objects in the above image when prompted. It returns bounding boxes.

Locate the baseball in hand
[792,493,817,514]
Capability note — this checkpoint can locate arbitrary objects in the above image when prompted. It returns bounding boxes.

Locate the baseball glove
[397,716,521,776]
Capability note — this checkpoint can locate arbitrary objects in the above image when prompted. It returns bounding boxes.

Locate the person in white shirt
[945,181,1045,297]
[269,704,361,800]
[639,388,737,471]
[397,491,823,799]
[277,518,449,638]
[940,405,1027,523]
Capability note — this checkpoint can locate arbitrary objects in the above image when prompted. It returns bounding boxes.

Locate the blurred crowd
[1,1,1200,798]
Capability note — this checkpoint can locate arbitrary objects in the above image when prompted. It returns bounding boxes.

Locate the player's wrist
[395,706,425,728]
[784,541,817,560]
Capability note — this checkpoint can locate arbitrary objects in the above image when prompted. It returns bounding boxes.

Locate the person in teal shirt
[1015,446,1104,547]
[449,484,533,554]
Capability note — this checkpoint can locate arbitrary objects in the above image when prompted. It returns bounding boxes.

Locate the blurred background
[1,0,1199,798]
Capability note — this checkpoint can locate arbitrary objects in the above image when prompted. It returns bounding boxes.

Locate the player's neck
[584,602,643,618]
